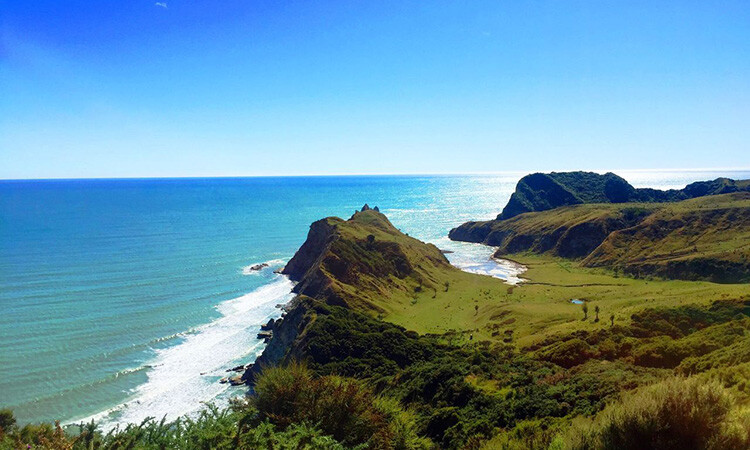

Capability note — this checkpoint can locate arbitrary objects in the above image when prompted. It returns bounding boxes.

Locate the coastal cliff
[582,193,750,282]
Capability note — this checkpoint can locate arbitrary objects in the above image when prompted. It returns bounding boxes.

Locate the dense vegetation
[560,377,750,450]
[4,297,750,449]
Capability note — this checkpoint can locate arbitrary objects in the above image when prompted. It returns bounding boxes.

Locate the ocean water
[2,170,749,427]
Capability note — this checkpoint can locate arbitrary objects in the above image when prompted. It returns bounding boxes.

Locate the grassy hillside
[462,253,749,347]
[451,193,750,283]
[583,193,750,282]
[495,171,750,220]
[280,207,508,318]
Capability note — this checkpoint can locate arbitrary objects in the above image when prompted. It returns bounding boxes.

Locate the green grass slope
[452,193,750,283]
[582,193,750,282]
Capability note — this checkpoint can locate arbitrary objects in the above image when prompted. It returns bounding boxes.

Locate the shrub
[537,339,592,368]
[372,397,432,450]
[563,377,750,450]
[253,362,315,428]
[252,363,428,448]
[481,417,565,450]
[0,409,15,435]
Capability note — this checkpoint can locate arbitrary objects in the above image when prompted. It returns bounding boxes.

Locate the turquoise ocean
[2,170,749,427]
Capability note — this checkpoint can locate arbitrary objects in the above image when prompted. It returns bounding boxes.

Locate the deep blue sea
[2,170,749,427]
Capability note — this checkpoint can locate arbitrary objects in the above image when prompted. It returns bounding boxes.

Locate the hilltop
[279,205,453,313]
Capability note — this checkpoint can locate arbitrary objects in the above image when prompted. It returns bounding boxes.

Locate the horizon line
[3,167,750,182]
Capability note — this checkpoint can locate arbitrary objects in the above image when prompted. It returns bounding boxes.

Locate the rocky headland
[450,172,750,283]
[242,204,466,383]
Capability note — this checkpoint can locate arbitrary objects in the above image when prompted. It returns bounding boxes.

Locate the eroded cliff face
[451,205,651,260]
[582,199,750,283]
[281,218,340,282]
[242,297,316,384]
[280,217,348,306]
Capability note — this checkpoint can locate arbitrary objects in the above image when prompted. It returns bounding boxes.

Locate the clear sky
[1,1,748,179]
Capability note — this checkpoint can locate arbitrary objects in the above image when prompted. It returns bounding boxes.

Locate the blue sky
[1,1,749,178]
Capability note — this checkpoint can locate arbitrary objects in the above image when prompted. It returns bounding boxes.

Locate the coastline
[68,266,295,431]
[6,171,746,428]
[74,241,525,430]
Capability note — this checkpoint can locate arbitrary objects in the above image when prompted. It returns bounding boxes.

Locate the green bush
[253,362,428,448]
[537,339,592,368]
[562,377,750,450]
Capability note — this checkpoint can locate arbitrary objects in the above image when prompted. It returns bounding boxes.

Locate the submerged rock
[228,375,244,386]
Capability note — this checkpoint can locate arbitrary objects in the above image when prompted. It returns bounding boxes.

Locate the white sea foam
[435,237,526,284]
[454,257,527,285]
[74,276,295,430]
[241,259,287,275]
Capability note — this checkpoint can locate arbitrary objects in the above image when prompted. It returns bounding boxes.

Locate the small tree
[582,303,589,321]
[594,305,600,322]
